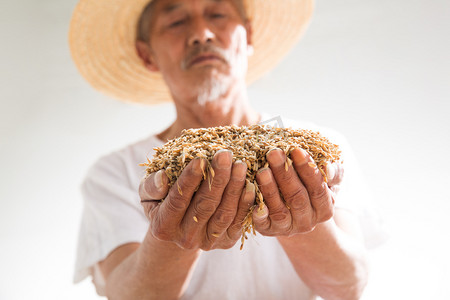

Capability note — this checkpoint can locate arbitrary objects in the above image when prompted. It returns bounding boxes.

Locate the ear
[135,40,160,72]
[245,20,254,56]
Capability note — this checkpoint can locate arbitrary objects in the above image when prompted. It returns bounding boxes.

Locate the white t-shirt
[73,114,387,298]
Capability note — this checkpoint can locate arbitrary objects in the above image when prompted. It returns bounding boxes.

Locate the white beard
[195,76,231,106]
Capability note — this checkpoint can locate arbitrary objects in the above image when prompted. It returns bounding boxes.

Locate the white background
[1,0,449,299]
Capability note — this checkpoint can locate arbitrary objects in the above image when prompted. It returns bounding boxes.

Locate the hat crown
[69,0,314,105]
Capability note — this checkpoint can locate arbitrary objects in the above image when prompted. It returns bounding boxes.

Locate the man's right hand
[139,150,255,251]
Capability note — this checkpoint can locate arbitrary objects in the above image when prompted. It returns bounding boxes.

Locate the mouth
[188,53,225,67]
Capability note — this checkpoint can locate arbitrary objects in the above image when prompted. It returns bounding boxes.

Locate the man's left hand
[252,148,343,236]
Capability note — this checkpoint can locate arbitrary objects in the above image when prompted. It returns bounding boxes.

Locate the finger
[255,167,292,234]
[139,169,169,200]
[157,157,205,224]
[291,148,333,223]
[329,188,337,204]
[330,185,340,195]
[325,162,344,187]
[140,201,161,220]
[251,203,270,234]
[181,150,232,244]
[266,148,314,229]
[227,181,256,240]
[149,158,205,244]
[207,160,247,239]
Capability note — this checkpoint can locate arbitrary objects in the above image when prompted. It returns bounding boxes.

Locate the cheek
[151,36,184,68]
[156,49,184,77]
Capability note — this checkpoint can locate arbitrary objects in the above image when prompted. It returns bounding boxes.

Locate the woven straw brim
[69,0,314,105]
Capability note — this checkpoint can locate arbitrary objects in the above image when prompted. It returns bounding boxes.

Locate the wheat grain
[141,124,341,249]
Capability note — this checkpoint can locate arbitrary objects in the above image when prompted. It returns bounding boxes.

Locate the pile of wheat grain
[141,124,341,248]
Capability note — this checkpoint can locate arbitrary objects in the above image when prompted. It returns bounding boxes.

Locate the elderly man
[70,0,380,299]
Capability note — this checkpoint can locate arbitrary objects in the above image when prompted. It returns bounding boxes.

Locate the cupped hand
[139,150,255,251]
[252,148,343,237]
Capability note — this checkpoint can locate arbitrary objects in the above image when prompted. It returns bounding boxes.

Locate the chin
[192,74,232,107]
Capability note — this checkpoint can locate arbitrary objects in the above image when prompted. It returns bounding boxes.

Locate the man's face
[140,0,252,104]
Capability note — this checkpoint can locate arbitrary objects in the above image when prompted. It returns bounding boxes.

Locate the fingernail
[266,148,284,166]
[234,159,245,166]
[215,149,232,169]
[232,160,247,179]
[254,205,268,219]
[297,148,309,160]
[257,206,265,216]
[246,181,255,192]
[257,168,272,185]
[139,177,147,197]
[154,170,163,190]
[290,148,308,164]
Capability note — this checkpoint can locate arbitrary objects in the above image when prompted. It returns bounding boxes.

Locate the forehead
[152,0,241,15]
[161,0,222,11]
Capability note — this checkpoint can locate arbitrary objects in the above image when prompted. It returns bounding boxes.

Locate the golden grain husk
[141,124,341,249]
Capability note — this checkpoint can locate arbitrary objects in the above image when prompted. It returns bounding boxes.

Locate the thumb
[252,204,270,231]
[139,169,169,200]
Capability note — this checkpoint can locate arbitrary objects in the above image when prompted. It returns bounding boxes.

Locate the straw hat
[69,0,314,105]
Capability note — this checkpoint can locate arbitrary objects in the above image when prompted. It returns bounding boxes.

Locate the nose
[187,16,215,46]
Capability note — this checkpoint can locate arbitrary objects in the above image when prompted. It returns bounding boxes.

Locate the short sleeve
[73,151,149,288]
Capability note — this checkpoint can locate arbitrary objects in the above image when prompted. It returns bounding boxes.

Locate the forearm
[277,219,369,300]
[104,231,201,300]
